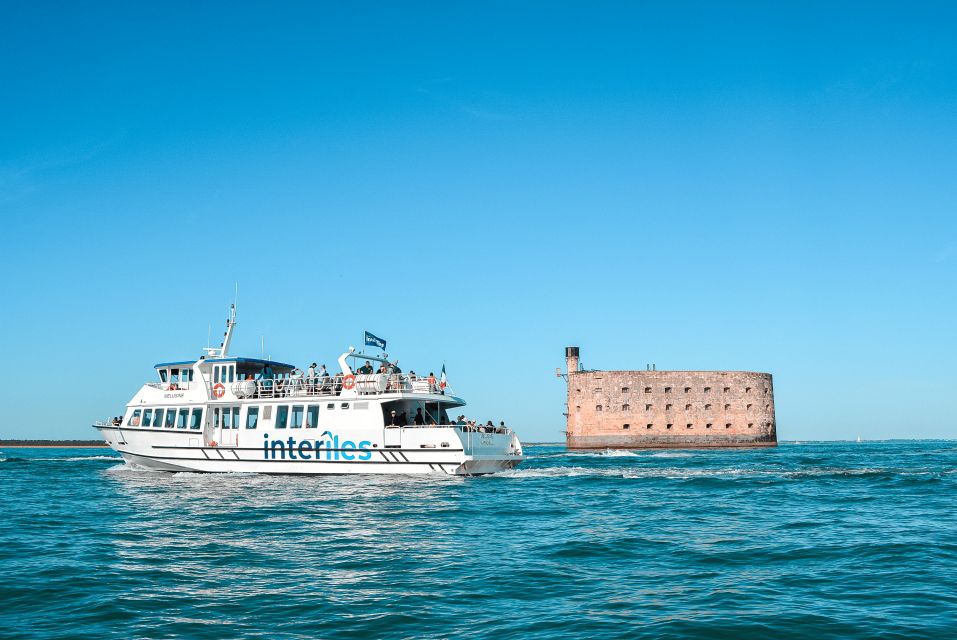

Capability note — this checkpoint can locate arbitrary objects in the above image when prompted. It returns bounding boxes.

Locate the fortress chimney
[565,346,580,374]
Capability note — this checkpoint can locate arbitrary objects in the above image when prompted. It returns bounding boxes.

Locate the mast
[204,304,237,358]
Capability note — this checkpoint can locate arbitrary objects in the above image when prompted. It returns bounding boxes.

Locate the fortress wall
[565,366,776,449]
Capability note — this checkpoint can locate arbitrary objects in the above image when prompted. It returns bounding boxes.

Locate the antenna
[234,282,239,313]
[261,336,265,359]
[207,325,211,349]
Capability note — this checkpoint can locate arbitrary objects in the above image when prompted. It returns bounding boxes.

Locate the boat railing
[227,374,453,400]
[146,382,193,391]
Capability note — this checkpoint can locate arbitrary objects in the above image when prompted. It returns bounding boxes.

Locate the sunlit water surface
[1,441,954,639]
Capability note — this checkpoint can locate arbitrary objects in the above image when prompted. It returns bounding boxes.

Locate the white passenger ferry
[94,307,524,475]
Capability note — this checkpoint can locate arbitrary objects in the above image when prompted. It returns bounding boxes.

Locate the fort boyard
[563,347,777,449]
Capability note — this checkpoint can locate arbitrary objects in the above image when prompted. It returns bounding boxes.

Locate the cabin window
[142,409,153,427]
[214,366,220,383]
[213,407,221,428]
[231,406,240,427]
[228,366,235,383]
[188,369,194,382]
[153,408,164,428]
[291,405,304,428]
[177,408,188,429]
[165,409,176,428]
[246,407,259,429]
[221,408,230,429]
[170,369,179,384]
[128,409,142,427]
[159,370,169,383]
[190,408,203,429]
[276,405,289,428]
[306,405,319,429]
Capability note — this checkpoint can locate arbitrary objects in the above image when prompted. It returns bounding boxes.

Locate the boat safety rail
[147,382,192,391]
[227,373,453,399]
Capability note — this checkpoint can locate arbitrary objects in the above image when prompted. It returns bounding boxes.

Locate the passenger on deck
[398,411,408,426]
[290,368,304,394]
[428,372,437,390]
[414,408,425,426]
[499,421,507,433]
[455,415,466,426]
[389,410,399,426]
[378,364,388,374]
[408,370,417,381]
[358,360,374,375]
[307,363,317,391]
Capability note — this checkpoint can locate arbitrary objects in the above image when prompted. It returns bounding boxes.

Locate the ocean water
[0,441,954,639]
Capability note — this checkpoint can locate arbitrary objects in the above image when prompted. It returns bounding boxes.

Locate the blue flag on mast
[364,331,386,350]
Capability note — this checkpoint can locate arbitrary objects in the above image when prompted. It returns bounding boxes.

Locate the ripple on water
[0,442,954,639]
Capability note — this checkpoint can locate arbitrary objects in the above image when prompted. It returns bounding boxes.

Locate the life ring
[213,383,226,398]
[342,374,356,390]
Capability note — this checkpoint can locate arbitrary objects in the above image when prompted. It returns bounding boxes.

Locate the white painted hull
[95,425,524,475]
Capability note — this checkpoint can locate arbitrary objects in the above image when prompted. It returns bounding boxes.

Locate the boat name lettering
[164,392,185,398]
[262,431,373,461]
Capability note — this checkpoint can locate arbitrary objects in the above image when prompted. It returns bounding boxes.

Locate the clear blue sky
[1,2,955,441]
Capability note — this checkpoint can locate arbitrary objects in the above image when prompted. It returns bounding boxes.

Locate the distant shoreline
[0,440,108,448]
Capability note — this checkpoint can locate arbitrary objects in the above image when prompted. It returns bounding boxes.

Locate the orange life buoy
[213,383,226,398]
[342,374,356,390]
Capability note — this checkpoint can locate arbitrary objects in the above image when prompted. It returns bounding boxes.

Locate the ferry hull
[96,425,523,476]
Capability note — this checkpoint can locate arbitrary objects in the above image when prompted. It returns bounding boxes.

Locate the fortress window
[745,387,752,393]
[747,404,753,410]
[684,404,691,410]
[666,403,673,410]
[646,424,653,429]
[622,387,629,393]
[684,387,691,393]
[725,423,732,429]
[686,423,693,429]
[706,423,712,429]
[704,387,711,393]
[622,403,630,411]
[596,405,603,412]
[765,404,770,411]
[666,423,673,429]
[594,388,602,393]
[704,403,712,410]
[723,387,730,393]
[246,407,259,429]
[644,387,652,393]
[622,424,630,430]
[765,387,769,395]
[664,387,672,393]
[645,404,652,411]
[748,423,754,428]
[724,404,730,410]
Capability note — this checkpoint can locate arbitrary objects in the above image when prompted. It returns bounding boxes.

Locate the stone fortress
[563,347,777,449]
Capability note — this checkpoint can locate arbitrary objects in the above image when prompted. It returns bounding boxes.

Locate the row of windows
[158,369,196,384]
[595,386,769,395]
[129,402,369,430]
[621,422,760,430]
[128,407,203,429]
[594,403,770,412]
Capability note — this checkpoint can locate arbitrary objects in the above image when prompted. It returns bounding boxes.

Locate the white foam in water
[647,452,693,458]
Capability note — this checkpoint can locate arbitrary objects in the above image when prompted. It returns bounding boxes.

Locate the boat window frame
[142,408,153,427]
[306,405,319,429]
[176,408,188,429]
[291,405,304,429]
[189,408,203,430]
[153,408,164,428]
[128,409,142,427]
[246,406,259,429]
[165,409,176,428]
[276,405,289,429]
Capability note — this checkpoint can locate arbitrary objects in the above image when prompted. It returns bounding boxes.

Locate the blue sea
[1,441,954,639]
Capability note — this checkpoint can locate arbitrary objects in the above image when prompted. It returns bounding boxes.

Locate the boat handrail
[227,373,453,400]
[146,382,193,391]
